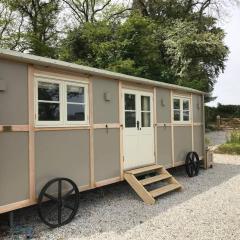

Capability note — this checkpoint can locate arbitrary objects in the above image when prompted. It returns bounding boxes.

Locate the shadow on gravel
[1,160,240,239]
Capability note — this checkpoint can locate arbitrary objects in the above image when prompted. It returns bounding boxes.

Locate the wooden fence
[216,116,240,130]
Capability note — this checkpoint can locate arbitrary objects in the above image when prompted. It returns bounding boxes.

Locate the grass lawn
[215,143,240,155]
[215,130,240,155]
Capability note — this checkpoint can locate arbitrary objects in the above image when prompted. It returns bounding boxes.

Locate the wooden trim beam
[34,126,90,131]
[0,199,35,215]
[153,87,158,163]
[89,77,95,188]
[170,90,175,167]
[95,177,122,188]
[93,123,120,129]
[191,93,194,151]
[0,125,29,132]
[119,81,124,180]
[28,65,36,201]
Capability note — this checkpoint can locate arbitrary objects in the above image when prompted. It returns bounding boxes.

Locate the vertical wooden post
[153,87,158,164]
[191,93,194,151]
[170,90,175,167]
[89,77,95,187]
[119,81,124,180]
[28,65,36,201]
[202,94,207,169]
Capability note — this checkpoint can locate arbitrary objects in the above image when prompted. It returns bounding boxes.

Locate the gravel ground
[205,130,231,146]
[1,154,240,240]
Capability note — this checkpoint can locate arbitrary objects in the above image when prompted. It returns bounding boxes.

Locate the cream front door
[123,89,155,170]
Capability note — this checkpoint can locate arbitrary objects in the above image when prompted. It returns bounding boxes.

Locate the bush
[226,130,240,144]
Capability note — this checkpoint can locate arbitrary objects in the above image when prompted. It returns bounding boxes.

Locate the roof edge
[0,48,206,95]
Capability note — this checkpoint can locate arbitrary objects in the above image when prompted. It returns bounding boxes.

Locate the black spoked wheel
[185,152,200,177]
[38,178,80,228]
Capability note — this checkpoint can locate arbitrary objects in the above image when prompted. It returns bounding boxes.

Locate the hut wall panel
[192,94,203,123]
[0,133,29,205]
[156,88,171,123]
[174,126,192,162]
[194,126,204,157]
[35,130,90,195]
[0,59,28,125]
[92,78,119,124]
[94,129,120,182]
[157,127,172,167]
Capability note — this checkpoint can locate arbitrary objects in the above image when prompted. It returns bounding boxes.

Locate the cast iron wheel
[38,178,80,228]
[185,152,200,177]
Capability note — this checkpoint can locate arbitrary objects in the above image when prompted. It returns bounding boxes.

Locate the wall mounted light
[161,98,165,107]
[104,92,111,102]
[0,80,6,92]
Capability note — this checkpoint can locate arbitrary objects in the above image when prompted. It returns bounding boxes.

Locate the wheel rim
[38,178,79,228]
[185,152,200,177]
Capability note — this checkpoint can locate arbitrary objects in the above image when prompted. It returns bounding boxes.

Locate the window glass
[174,110,181,121]
[141,96,150,111]
[125,94,135,110]
[38,82,59,101]
[141,112,151,127]
[174,98,180,109]
[67,86,84,103]
[183,111,190,121]
[38,103,60,121]
[183,99,189,110]
[67,104,85,121]
[125,112,136,128]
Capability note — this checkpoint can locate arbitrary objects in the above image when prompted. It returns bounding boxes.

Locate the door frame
[121,86,157,170]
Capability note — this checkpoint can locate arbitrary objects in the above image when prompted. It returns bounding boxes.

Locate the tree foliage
[0,0,234,97]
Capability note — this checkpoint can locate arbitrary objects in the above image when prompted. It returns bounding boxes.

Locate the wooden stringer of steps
[124,164,182,204]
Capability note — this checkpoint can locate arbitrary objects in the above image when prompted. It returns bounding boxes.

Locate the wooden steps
[124,164,182,204]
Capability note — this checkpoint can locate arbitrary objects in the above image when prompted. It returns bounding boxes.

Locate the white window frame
[35,76,89,127]
[172,95,191,124]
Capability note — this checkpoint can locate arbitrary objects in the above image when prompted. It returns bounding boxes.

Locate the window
[36,77,88,126]
[141,96,151,127]
[173,96,191,123]
[124,93,136,128]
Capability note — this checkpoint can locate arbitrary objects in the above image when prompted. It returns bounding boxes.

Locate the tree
[63,0,132,25]
[0,0,24,50]
[9,0,61,57]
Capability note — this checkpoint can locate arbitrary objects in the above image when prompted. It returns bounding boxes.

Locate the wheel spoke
[62,188,74,199]
[58,180,62,225]
[44,193,58,202]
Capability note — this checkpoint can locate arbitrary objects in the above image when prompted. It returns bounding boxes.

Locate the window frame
[172,95,191,124]
[35,76,89,127]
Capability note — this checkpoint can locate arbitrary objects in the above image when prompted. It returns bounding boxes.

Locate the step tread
[140,173,171,186]
[150,183,181,198]
[126,165,163,175]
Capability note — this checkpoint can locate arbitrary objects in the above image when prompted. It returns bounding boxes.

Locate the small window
[141,96,151,127]
[124,94,136,128]
[172,96,191,123]
[66,85,86,122]
[36,77,88,126]
[37,81,61,122]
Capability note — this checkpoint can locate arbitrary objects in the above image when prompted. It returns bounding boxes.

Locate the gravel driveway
[1,154,240,240]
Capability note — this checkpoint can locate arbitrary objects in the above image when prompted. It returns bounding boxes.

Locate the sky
[208,8,240,106]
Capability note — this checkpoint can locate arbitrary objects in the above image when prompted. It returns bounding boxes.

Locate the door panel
[123,89,155,170]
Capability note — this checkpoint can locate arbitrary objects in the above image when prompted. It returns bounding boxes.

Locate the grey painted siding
[0,133,29,205]
[35,130,90,195]
[156,88,171,123]
[94,129,120,181]
[0,59,28,125]
[157,127,172,167]
[194,126,204,157]
[174,127,192,162]
[92,78,119,124]
[192,94,203,122]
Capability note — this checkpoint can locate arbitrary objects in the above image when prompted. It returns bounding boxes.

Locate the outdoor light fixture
[104,92,111,101]
[0,80,6,92]
[161,98,165,107]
